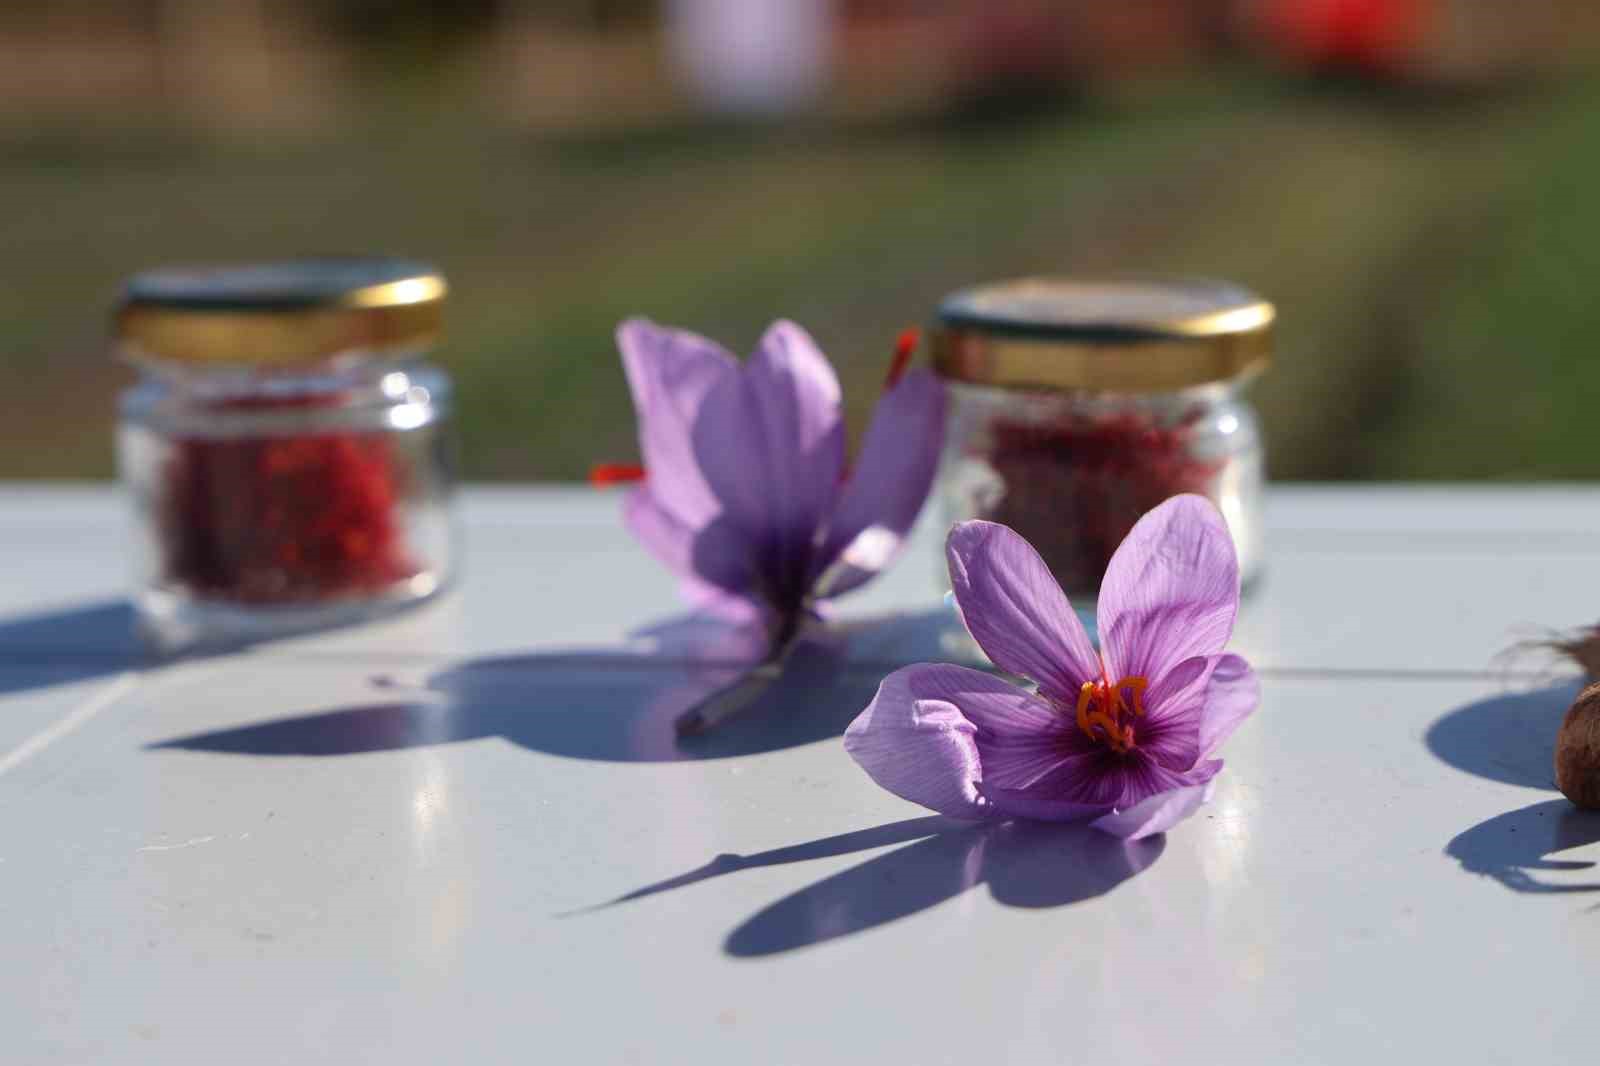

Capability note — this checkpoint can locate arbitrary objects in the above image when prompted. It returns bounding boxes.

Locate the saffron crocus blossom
[617,318,945,645]
[844,495,1258,840]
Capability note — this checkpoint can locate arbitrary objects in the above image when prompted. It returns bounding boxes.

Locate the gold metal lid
[932,277,1273,391]
[114,257,447,368]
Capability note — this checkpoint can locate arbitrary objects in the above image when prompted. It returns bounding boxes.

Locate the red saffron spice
[885,327,920,389]
[980,407,1223,597]
[157,395,419,605]
[589,462,647,487]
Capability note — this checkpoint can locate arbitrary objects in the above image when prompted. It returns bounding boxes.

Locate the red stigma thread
[885,327,919,390]
[589,463,646,487]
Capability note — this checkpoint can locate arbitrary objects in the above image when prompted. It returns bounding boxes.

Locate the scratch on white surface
[0,672,139,778]
[137,835,216,853]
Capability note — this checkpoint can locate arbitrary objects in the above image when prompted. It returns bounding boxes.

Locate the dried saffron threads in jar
[157,397,420,605]
[114,258,459,651]
[932,278,1273,603]
[981,405,1224,597]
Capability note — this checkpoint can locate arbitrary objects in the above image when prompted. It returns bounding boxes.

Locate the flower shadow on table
[1424,679,1580,789]
[1446,798,1600,896]
[149,608,972,763]
[582,815,1163,957]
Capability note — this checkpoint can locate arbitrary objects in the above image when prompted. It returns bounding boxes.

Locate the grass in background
[2,68,1598,482]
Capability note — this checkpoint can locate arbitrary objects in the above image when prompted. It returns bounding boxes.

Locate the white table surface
[3,484,1599,1064]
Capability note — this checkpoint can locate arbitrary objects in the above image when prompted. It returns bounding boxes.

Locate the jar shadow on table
[0,593,448,695]
[0,599,144,694]
[570,815,1163,957]
[148,607,977,763]
[1429,679,1600,896]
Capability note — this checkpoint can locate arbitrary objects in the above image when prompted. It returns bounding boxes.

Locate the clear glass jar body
[937,380,1263,606]
[117,360,458,651]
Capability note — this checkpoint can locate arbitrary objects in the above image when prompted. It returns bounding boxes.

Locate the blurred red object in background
[1258,0,1433,74]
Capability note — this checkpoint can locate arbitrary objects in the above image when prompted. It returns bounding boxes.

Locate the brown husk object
[1556,682,1600,810]
[1553,625,1600,682]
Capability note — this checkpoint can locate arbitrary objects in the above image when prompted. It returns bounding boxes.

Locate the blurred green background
[4,0,1599,481]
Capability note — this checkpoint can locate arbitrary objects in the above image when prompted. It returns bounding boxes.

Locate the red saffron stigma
[589,462,647,487]
[885,327,919,389]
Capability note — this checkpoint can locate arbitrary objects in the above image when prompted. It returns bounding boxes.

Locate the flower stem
[673,615,803,736]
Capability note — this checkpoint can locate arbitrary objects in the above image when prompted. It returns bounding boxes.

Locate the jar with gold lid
[932,278,1271,604]
[114,257,459,651]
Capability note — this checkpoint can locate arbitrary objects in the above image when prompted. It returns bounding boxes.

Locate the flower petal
[624,488,760,599]
[995,741,1181,808]
[676,576,767,625]
[973,784,1112,824]
[966,691,1096,793]
[748,321,848,560]
[622,486,696,577]
[1090,776,1218,840]
[1136,652,1259,768]
[1198,654,1259,758]
[1132,655,1210,772]
[812,368,946,600]
[1097,494,1241,684]
[628,610,773,665]
[1143,654,1211,712]
[845,664,1050,820]
[616,319,738,529]
[692,321,846,605]
[945,521,1100,701]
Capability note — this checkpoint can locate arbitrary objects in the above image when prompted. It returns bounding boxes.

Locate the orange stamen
[1121,676,1147,717]
[589,462,646,487]
[884,327,919,389]
[1073,675,1150,754]
[1075,682,1098,736]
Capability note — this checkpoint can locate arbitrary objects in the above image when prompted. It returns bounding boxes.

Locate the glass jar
[114,258,459,652]
[932,278,1271,607]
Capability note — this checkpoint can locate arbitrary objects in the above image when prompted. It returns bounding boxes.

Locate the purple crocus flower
[844,495,1258,840]
[617,318,945,645]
